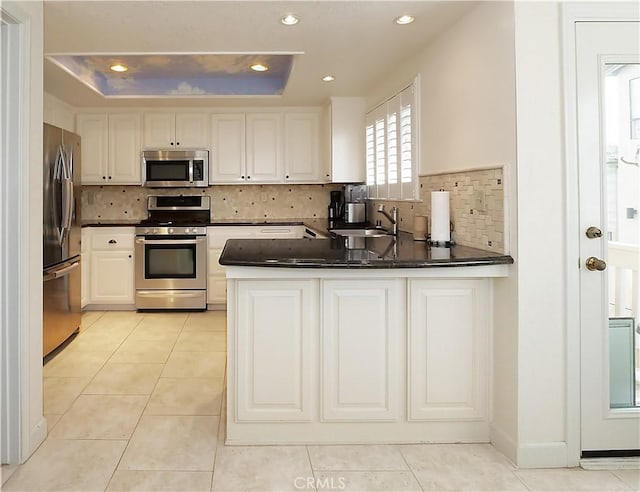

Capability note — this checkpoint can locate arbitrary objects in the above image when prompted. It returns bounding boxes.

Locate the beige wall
[365,1,520,463]
[365,1,517,176]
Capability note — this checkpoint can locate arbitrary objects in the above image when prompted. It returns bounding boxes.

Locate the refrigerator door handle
[43,260,80,282]
[61,178,73,232]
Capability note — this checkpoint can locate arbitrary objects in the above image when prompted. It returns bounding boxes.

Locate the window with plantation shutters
[366,78,418,200]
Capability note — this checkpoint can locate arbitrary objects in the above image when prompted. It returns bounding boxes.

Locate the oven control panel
[136,226,207,236]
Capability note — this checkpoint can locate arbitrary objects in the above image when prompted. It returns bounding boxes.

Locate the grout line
[398,445,425,492]
[305,445,319,492]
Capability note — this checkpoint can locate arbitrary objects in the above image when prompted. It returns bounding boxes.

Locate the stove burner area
[135,195,210,311]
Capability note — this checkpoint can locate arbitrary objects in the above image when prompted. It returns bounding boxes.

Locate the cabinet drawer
[90,228,135,250]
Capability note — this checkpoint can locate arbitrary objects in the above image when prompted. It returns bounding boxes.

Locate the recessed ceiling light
[394,15,415,25]
[322,75,335,82]
[250,63,269,72]
[281,14,299,26]
[109,64,128,72]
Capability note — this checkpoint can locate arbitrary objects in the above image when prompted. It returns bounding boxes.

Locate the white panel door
[175,112,209,148]
[108,113,141,184]
[236,279,317,421]
[77,113,108,184]
[246,113,282,182]
[577,21,640,452]
[210,114,246,183]
[89,251,134,304]
[322,279,403,421]
[143,112,175,148]
[408,279,488,421]
[284,112,320,182]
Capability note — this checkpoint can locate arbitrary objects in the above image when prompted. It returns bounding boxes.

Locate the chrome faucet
[377,205,398,235]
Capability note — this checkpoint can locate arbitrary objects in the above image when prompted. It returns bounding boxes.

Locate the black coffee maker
[328,190,343,226]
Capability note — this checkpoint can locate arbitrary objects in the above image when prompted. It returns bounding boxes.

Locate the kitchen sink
[330,228,391,238]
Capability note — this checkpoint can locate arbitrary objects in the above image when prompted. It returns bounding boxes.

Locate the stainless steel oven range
[135,195,210,310]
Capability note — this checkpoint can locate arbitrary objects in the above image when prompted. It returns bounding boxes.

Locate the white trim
[561,2,640,467]
[517,442,568,469]
[419,164,504,177]
[489,422,518,466]
[0,6,26,466]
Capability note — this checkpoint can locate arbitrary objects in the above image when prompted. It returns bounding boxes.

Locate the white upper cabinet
[77,112,141,185]
[143,111,209,149]
[108,113,141,183]
[326,97,366,183]
[210,110,323,184]
[210,114,246,184]
[246,113,283,183]
[284,112,321,182]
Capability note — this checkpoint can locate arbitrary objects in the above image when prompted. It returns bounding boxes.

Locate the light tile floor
[3,311,639,492]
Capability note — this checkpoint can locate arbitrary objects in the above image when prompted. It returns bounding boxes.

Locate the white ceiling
[44,0,477,108]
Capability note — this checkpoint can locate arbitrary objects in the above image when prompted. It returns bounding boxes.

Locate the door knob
[586,256,607,271]
[586,226,603,239]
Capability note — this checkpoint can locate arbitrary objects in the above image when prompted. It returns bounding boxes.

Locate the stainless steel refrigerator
[43,123,82,357]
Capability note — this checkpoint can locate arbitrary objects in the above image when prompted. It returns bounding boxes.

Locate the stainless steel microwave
[141,149,209,187]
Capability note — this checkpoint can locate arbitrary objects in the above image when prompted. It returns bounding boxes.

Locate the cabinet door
[321,279,404,421]
[108,113,141,184]
[236,279,317,421]
[81,228,90,308]
[143,112,175,148]
[407,279,489,421]
[77,113,108,184]
[246,113,282,182]
[175,112,209,148]
[330,97,366,183]
[207,247,226,304]
[284,113,320,182]
[210,114,246,183]
[89,251,134,304]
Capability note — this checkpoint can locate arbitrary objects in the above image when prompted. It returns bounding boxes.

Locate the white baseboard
[490,422,518,465]
[24,416,47,463]
[517,441,568,468]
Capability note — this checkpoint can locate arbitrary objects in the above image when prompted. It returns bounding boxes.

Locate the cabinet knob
[128,254,132,258]
[108,176,112,180]
[285,175,289,179]
[241,175,245,179]
[103,176,106,180]
[108,239,117,244]
[170,142,174,146]
[176,142,180,146]
[247,176,251,180]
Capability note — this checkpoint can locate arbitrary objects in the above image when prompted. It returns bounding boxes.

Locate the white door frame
[562,2,640,467]
[1,6,26,466]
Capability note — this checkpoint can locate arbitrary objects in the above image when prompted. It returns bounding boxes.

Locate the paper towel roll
[413,215,427,241]
[430,191,450,243]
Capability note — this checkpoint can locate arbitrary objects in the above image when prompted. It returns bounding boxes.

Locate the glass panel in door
[604,64,640,409]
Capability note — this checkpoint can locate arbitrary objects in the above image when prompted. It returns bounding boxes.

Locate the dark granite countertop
[81,219,142,227]
[219,232,514,269]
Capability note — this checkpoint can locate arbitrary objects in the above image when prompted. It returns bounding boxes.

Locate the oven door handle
[135,238,205,245]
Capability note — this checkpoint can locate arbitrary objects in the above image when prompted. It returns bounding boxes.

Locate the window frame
[366,76,420,201]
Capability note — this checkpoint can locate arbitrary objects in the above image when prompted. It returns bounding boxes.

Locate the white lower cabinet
[235,279,318,421]
[321,279,404,421]
[85,227,135,307]
[81,228,90,309]
[226,269,497,444]
[207,225,304,306]
[407,279,489,421]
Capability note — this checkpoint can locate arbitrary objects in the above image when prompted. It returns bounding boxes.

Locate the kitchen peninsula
[219,233,513,445]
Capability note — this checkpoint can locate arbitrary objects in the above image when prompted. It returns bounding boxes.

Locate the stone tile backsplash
[368,167,505,253]
[81,184,343,221]
[82,168,505,253]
